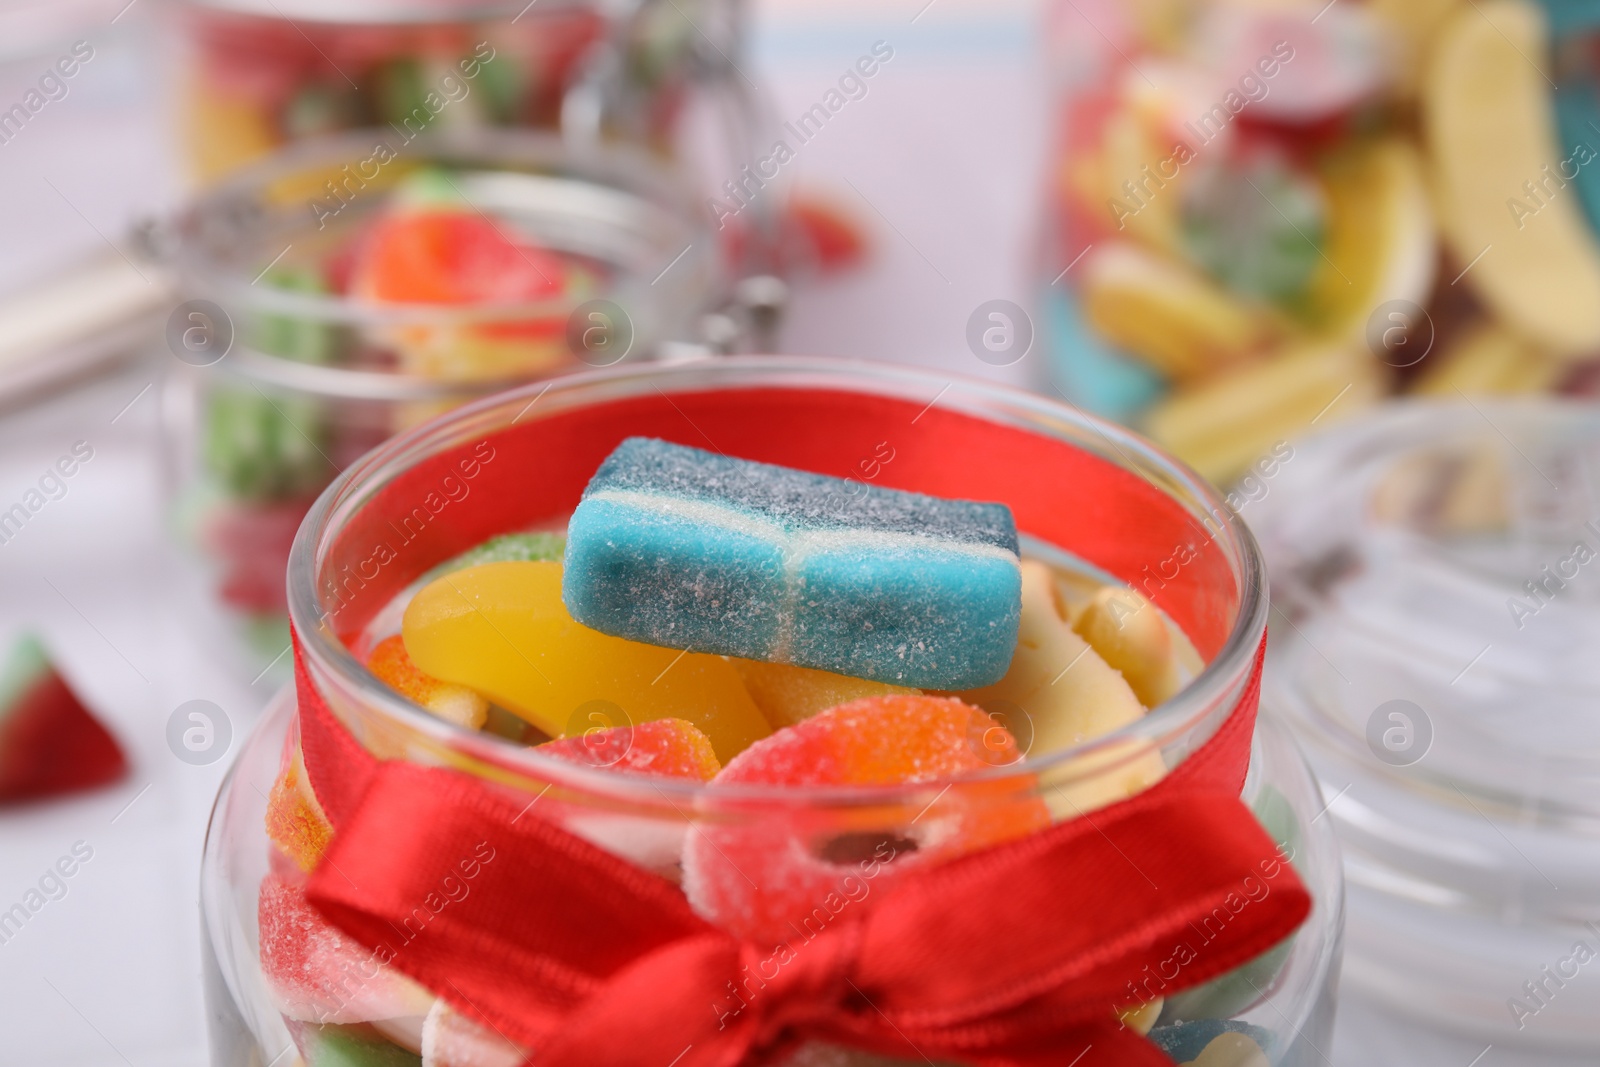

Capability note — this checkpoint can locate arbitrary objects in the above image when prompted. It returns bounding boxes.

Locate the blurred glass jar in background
[159,130,723,671]
[1040,0,1600,488]
[165,0,742,184]
[1254,398,1600,1051]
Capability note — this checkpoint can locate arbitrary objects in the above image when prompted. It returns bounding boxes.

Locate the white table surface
[0,2,1589,1065]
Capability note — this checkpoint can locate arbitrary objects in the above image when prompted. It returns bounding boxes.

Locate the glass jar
[1253,398,1600,1050]
[1038,0,1600,488]
[166,0,742,185]
[160,129,722,674]
[200,358,1344,1066]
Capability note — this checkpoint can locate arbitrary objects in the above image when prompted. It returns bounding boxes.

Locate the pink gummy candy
[258,872,434,1025]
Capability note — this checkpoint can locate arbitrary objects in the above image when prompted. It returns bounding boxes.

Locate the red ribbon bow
[295,637,1309,1067]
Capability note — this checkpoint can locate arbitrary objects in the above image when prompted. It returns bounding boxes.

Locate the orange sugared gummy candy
[683,695,1049,946]
[265,748,332,873]
[367,634,488,730]
[717,694,1020,786]
[538,718,721,781]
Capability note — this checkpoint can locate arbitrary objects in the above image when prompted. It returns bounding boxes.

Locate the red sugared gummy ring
[682,695,1049,948]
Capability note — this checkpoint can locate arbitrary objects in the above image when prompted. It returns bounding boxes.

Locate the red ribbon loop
[294,637,1308,1066]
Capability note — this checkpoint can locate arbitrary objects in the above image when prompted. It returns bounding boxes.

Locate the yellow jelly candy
[1426,0,1600,355]
[1081,242,1275,382]
[184,84,277,184]
[264,746,332,873]
[731,659,919,729]
[402,561,771,762]
[1414,320,1564,396]
[961,562,1165,818]
[1299,139,1436,341]
[1143,341,1385,484]
[1116,996,1163,1036]
[1073,586,1183,709]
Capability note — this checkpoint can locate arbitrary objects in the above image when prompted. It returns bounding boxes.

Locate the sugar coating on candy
[259,873,435,1025]
[421,1001,526,1067]
[537,718,720,780]
[563,438,1022,690]
[0,634,127,803]
[585,437,1017,543]
[368,636,488,730]
[682,695,1049,946]
[715,694,1019,786]
[423,532,566,582]
[1148,1020,1273,1065]
[266,747,333,872]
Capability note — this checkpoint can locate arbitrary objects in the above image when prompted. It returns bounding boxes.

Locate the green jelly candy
[473,53,524,124]
[389,168,467,212]
[1158,785,1302,1022]
[1181,158,1324,308]
[296,1023,422,1067]
[626,2,697,87]
[253,265,339,366]
[375,57,431,127]
[284,83,359,139]
[1252,783,1301,865]
[203,386,334,501]
[1161,933,1297,1025]
[425,533,566,581]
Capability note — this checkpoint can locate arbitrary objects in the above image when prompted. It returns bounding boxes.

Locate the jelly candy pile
[1046,0,1600,485]
[262,440,1224,1066]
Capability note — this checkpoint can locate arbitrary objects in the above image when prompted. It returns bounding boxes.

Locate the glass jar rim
[170,128,716,395]
[287,356,1270,803]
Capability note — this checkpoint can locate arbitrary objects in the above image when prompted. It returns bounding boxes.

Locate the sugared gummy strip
[0,634,126,803]
[562,438,1023,690]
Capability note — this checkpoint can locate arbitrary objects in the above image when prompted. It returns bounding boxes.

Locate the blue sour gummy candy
[562,438,1022,690]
